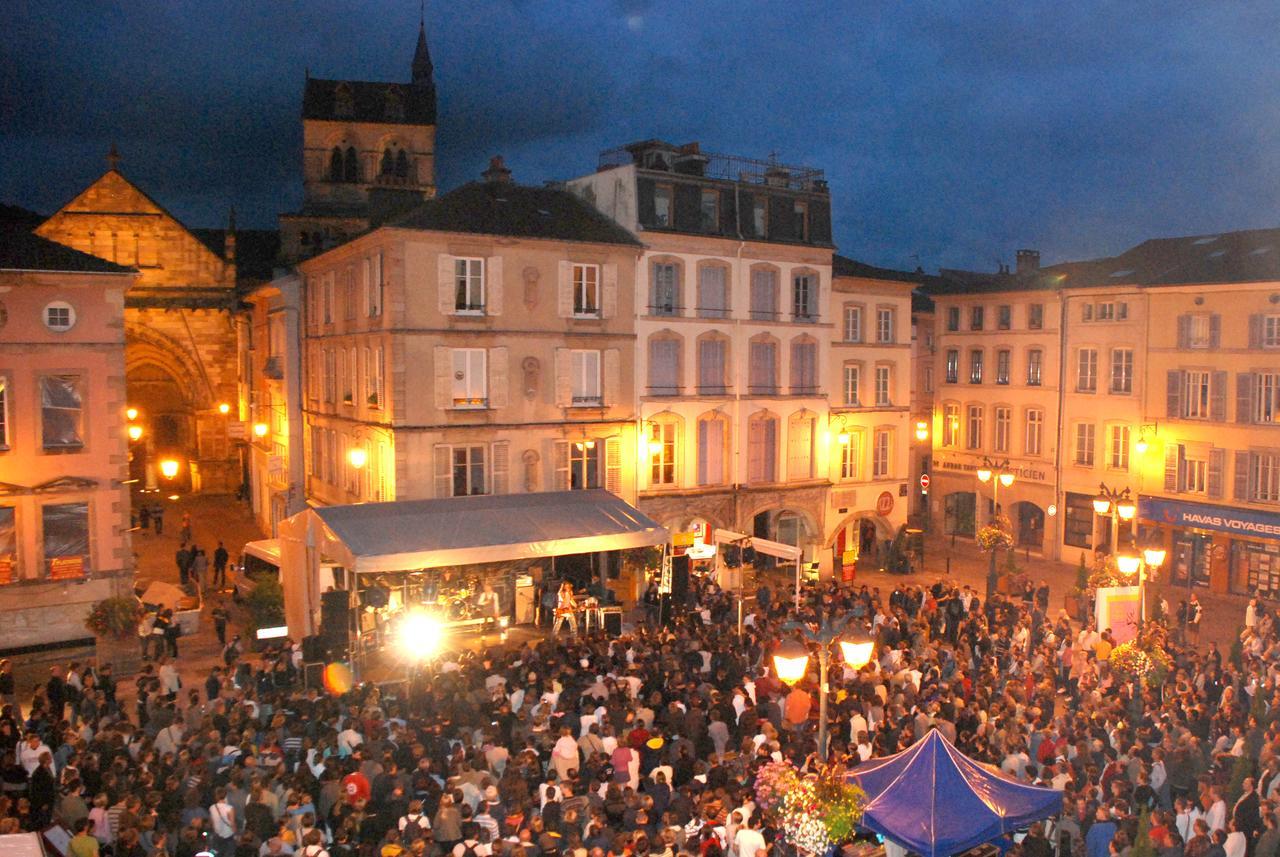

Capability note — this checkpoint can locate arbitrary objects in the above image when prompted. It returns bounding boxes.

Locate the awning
[311,489,669,574]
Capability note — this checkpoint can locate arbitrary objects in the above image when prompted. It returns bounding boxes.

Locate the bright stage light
[399,610,445,659]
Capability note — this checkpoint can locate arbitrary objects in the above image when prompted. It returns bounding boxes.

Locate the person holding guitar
[552,580,579,637]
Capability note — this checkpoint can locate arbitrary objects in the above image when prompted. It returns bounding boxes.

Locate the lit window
[840,431,862,480]
[966,405,983,450]
[573,264,600,317]
[650,422,677,485]
[1074,423,1095,466]
[451,348,487,408]
[1183,370,1211,419]
[1025,409,1043,456]
[873,428,891,478]
[942,403,959,447]
[1109,425,1130,470]
[1077,348,1097,392]
[653,185,673,227]
[571,350,602,405]
[843,364,861,407]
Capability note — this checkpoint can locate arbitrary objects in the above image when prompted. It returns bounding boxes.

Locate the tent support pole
[795,555,801,611]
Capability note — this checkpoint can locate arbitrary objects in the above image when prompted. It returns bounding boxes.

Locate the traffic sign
[919,473,930,491]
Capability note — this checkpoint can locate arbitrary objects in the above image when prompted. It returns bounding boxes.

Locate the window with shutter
[651,262,679,316]
[553,441,570,490]
[433,445,452,498]
[790,340,817,394]
[573,264,601,317]
[697,416,726,486]
[1257,373,1280,423]
[490,441,509,495]
[1167,370,1182,418]
[570,350,602,405]
[747,415,777,483]
[750,269,778,320]
[749,340,777,394]
[697,266,728,318]
[605,438,622,495]
[454,258,485,313]
[1234,451,1252,501]
[1208,448,1225,498]
[1165,444,1179,492]
[787,415,814,480]
[451,348,487,408]
[1210,371,1227,421]
[697,338,727,394]
[648,338,680,396]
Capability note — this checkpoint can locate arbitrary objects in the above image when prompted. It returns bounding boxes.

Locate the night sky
[5,1,1280,272]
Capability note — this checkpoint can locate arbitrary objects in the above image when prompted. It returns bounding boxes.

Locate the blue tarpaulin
[849,729,1063,857]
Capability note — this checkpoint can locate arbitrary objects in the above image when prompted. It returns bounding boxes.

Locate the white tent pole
[794,555,801,611]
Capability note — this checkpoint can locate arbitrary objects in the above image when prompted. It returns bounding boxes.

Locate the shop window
[649,421,678,486]
[42,502,88,579]
[41,375,84,451]
[944,492,976,537]
[1063,492,1095,549]
[0,506,14,585]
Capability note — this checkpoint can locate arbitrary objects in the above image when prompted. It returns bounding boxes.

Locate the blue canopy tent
[848,729,1063,857]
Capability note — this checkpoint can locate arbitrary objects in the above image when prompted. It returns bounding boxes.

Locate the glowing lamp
[584,440,596,450]
[218,402,231,415]
[348,447,368,469]
[1092,496,1112,516]
[253,422,269,438]
[399,610,445,660]
[1116,498,1137,521]
[127,425,143,441]
[647,438,663,457]
[1143,546,1167,568]
[125,407,138,421]
[999,472,1015,488]
[837,431,851,446]
[159,459,180,479]
[915,421,929,441]
[1116,554,1141,576]
[976,467,992,483]
[1135,438,1148,455]
[839,632,875,670]
[772,639,810,686]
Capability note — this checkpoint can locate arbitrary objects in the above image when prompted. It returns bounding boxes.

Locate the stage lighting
[399,610,444,659]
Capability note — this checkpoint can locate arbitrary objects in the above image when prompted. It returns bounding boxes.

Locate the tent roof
[312,490,668,574]
[849,729,1063,857]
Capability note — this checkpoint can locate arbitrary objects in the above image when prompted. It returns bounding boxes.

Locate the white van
[235,538,340,601]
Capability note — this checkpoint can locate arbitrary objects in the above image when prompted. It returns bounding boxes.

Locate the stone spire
[411,6,433,87]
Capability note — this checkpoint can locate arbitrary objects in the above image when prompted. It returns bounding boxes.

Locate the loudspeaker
[514,581,536,625]
[671,554,690,599]
[320,589,350,648]
[741,546,757,566]
[723,544,741,568]
[362,586,390,609]
[602,608,623,636]
[302,635,327,664]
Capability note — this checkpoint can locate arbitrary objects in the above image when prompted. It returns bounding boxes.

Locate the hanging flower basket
[976,515,1014,553]
[84,596,144,640]
[1109,624,1173,686]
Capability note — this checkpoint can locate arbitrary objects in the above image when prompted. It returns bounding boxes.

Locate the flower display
[976,514,1014,553]
[1109,624,1173,686]
[755,760,866,854]
[85,596,144,640]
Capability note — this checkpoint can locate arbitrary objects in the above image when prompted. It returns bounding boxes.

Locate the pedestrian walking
[151,504,163,534]
[213,541,229,589]
[137,610,155,660]
[162,609,180,657]
[211,602,229,646]
[138,505,151,533]
[190,545,208,592]
[180,511,192,544]
[1189,592,1203,644]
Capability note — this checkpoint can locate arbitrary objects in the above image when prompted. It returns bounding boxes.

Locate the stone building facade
[34,163,256,492]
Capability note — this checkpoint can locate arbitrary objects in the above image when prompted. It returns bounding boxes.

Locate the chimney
[1016,249,1040,274]
[482,155,512,184]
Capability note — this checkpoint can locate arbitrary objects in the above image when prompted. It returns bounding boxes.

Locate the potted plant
[1065,552,1090,619]
[85,596,145,675]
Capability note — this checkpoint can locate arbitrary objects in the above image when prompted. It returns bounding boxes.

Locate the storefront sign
[876,491,894,516]
[1140,497,1280,540]
[49,555,85,580]
[672,531,696,548]
[935,457,1048,483]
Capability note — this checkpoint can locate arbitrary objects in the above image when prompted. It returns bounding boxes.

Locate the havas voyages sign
[1139,497,1280,540]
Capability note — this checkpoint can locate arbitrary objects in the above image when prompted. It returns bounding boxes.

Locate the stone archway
[124,324,209,491]
[1012,501,1046,549]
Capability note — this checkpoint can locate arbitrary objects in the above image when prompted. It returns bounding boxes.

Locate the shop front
[1138,497,1280,597]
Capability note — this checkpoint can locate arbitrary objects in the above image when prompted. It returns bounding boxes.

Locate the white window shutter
[557,261,573,318]
[554,348,572,407]
[603,348,621,406]
[491,441,509,495]
[437,254,455,316]
[434,445,452,498]
[605,437,622,495]
[602,263,618,318]
[553,441,570,490]
[487,255,504,316]
[490,347,509,408]
[434,346,451,409]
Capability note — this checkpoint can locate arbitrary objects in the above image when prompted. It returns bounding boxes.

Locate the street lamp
[253,422,269,439]
[347,446,368,469]
[159,458,180,480]
[772,615,875,760]
[1116,539,1166,629]
[127,425,143,441]
[1093,483,1136,554]
[915,421,929,442]
[126,407,138,421]
[218,402,231,415]
[976,456,1016,599]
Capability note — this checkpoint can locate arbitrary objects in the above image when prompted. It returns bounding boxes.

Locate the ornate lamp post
[1092,483,1137,555]
[1116,539,1166,629]
[976,456,1015,599]
[773,614,875,760]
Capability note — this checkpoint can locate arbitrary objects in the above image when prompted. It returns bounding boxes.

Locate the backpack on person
[401,813,431,843]
[459,841,480,857]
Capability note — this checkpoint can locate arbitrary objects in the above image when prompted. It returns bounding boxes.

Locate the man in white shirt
[337,720,364,755]
[734,816,767,857]
[18,733,51,776]
[208,787,237,857]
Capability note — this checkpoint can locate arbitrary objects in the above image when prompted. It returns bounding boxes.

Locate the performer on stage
[552,580,578,637]
[475,582,501,621]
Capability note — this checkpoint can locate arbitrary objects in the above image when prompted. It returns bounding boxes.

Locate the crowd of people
[0,569,1278,857]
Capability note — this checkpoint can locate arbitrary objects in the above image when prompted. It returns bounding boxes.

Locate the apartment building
[828,256,917,569]
[298,159,643,507]
[927,232,1280,588]
[0,229,137,647]
[567,141,838,564]
[926,253,1065,557]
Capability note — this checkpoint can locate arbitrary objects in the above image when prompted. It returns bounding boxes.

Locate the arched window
[696,332,729,395]
[696,411,729,486]
[748,334,778,395]
[647,413,682,487]
[329,147,344,182]
[381,148,394,176]
[647,333,682,396]
[343,147,358,183]
[789,335,818,394]
[787,410,816,480]
[747,411,779,483]
[396,149,409,178]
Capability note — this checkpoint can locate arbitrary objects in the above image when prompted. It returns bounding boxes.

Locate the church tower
[279,19,438,263]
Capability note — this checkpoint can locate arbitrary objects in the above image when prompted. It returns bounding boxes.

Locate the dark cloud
[3,0,1280,271]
